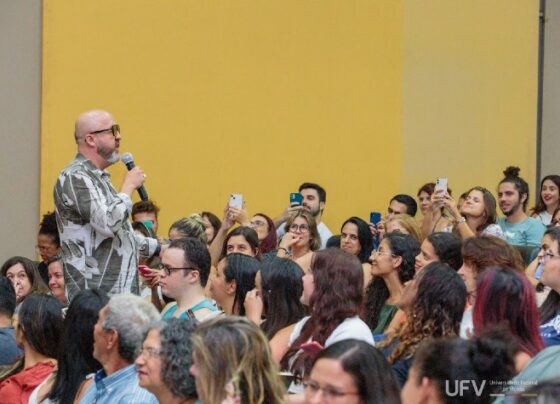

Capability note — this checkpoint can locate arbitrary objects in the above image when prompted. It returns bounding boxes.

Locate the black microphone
[121,152,149,201]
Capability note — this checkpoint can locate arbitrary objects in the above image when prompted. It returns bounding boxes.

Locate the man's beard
[97,145,119,165]
[306,204,321,218]
[502,200,521,217]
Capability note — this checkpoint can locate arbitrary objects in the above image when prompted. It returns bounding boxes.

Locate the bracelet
[278,247,289,255]
[455,217,467,225]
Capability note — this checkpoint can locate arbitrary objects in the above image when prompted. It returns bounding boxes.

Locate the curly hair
[363,233,420,331]
[281,248,364,378]
[381,262,467,363]
[39,211,60,246]
[157,318,198,400]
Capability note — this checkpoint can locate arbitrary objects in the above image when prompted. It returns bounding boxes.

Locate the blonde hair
[191,316,286,404]
[386,214,423,242]
[169,213,207,243]
[284,209,321,251]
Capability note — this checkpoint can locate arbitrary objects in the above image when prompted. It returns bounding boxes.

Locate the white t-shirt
[277,221,334,249]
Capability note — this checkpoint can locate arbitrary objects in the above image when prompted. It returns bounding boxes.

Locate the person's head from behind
[37,211,60,263]
[249,213,277,254]
[1,256,48,303]
[498,166,530,216]
[92,294,160,365]
[47,255,66,305]
[222,226,260,258]
[402,331,516,404]
[136,318,198,402]
[285,209,321,252]
[132,200,160,233]
[417,183,435,216]
[190,316,285,404]
[460,186,498,231]
[385,214,423,243]
[209,253,260,315]
[17,293,64,359]
[201,211,221,245]
[159,237,211,300]
[168,214,207,243]
[415,232,462,273]
[299,182,327,218]
[47,289,109,403]
[0,276,16,322]
[387,194,418,219]
[340,216,373,263]
[473,266,544,357]
[259,258,306,339]
[460,236,524,302]
[306,339,400,404]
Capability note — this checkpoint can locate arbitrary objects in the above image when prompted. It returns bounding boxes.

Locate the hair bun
[503,166,520,178]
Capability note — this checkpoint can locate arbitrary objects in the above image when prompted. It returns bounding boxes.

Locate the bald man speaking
[54,110,161,301]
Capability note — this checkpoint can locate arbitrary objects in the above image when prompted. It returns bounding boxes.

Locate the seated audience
[537,227,560,346]
[473,266,544,372]
[30,289,109,403]
[159,238,218,321]
[531,175,560,225]
[200,211,221,245]
[381,262,467,386]
[36,212,61,285]
[46,255,66,305]
[136,318,198,404]
[190,316,285,403]
[208,253,260,316]
[0,278,22,366]
[497,166,546,247]
[340,216,374,287]
[0,294,64,402]
[282,248,373,394]
[277,210,321,273]
[305,339,400,404]
[364,233,420,335]
[76,294,160,404]
[244,257,306,362]
[402,330,516,404]
[1,256,49,307]
[414,232,462,272]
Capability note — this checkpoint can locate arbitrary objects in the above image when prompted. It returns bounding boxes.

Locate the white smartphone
[229,193,243,209]
[435,178,448,194]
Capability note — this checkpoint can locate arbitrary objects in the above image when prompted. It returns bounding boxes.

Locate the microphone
[121,152,149,201]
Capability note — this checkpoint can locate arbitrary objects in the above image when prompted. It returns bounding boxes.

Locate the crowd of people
[1,110,560,403]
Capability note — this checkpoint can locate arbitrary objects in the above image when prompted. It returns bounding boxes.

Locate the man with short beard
[496,166,545,247]
[54,110,161,300]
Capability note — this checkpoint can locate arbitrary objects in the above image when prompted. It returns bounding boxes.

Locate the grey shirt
[54,154,158,301]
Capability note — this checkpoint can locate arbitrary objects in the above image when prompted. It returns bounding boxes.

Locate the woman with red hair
[473,266,544,373]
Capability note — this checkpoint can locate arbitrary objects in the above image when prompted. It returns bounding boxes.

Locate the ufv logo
[445,380,487,397]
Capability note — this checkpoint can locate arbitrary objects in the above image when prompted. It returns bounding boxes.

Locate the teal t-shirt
[497,217,546,247]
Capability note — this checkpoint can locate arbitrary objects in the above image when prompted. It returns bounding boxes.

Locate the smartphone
[229,193,243,209]
[138,264,153,278]
[290,192,303,207]
[435,177,448,194]
[370,212,382,225]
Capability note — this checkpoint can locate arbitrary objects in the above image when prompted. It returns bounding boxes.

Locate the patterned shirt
[54,154,158,301]
[80,364,157,404]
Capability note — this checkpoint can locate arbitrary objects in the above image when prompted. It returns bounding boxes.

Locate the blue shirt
[0,327,22,365]
[497,217,546,247]
[540,310,560,347]
[80,364,157,404]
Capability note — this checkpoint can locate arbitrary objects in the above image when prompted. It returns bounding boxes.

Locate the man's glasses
[541,251,560,263]
[158,264,198,276]
[90,124,120,137]
[289,223,310,233]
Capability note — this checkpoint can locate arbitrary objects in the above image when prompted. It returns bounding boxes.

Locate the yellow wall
[402,0,540,200]
[41,1,540,235]
[41,1,403,234]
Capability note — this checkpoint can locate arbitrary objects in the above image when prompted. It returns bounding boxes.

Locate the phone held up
[369,212,382,225]
[290,192,303,207]
[229,193,243,209]
[435,177,448,195]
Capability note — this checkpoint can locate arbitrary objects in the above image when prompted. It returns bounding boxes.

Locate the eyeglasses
[541,251,560,263]
[372,248,396,257]
[138,347,161,360]
[158,264,198,276]
[290,223,310,233]
[90,124,120,137]
[250,220,267,228]
[303,380,358,401]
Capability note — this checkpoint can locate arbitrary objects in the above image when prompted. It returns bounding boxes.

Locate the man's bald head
[74,110,114,144]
